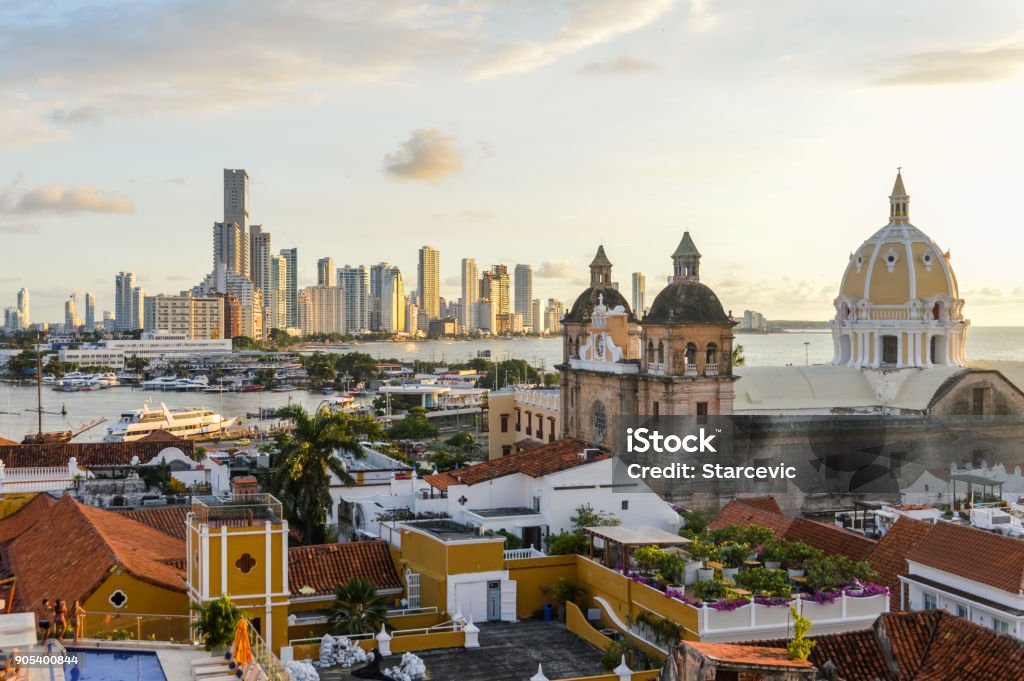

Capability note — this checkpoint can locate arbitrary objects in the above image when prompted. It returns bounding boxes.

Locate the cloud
[536,261,577,279]
[471,0,676,79]
[688,0,717,33]
[444,275,462,287]
[166,274,192,282]
[579,56,658,75]
[874,45,1024,86]
[460,208,493,222]
[9,184,134,214]
[165,177,187,186]
[478,141,496,158]
[384,129,463,181]
[50,106,101,125]
[0,222,40,234]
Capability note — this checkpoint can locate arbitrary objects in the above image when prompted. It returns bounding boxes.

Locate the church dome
[839,172,960,306]
[644,279,730,325]
[565,286,635,323]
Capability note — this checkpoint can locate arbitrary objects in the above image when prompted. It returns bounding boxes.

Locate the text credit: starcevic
[623,427,797,480]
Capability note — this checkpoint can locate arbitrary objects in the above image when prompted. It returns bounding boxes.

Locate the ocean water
[1,327,1020,443]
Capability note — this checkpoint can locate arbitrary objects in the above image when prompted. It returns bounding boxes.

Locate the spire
[671,231,701,282]
[889,169,909,223]
[589,245,613,286]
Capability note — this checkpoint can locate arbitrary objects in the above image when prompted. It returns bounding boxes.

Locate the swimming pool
[64,648,168,681]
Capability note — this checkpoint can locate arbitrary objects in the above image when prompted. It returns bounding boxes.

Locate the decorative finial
[897,166,902,174]
[598,293,604,306]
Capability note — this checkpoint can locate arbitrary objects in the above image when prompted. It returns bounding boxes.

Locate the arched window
[705,343,718,365]
[932,303,941,321]
[657,341,665,364]
[646,340,655,363]
[685,343,697,366]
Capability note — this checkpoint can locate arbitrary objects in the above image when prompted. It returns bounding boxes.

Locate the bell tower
[187,494,291,654]
[889,169,909,223]
[590,245,613,286]
[672,232,701,282]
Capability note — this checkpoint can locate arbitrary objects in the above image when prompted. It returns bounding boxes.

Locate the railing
[249,618,290,681]
[705,363,719,376]
[504,547,546,560]
[81,610,193,643]
[647,362,667,376]
[683,365,698,377]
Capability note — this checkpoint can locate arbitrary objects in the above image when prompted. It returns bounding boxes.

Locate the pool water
[65,649,168,681]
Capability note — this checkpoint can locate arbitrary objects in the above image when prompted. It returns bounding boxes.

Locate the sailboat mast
[35,350,42,437]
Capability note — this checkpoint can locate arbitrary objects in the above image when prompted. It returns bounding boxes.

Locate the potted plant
[782,541,821,579]
[688,540,719,581]
[657,551,687,588]
[693,579,728,605]
[742,525,776,556]
[553,577,585,622]
[719,542,750,582]
[734,567,791,598]
[803,554,875,593]
[760,539,786,570]
[190,594,242,652]
[632,545,666,577]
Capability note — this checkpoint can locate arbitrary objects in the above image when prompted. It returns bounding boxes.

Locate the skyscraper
[280,248,298,327]
[631,272,646,317]
[16,288,29,329]
[269,253,289,330]
[380,267,405,333]
[213,221,248,277]
[317,257,335,287]
[115,272,135,331]
[417,246,440,320]
[460,258,478,332]
[514,264,533,330]
[250,225,272,294]
[531,299,542,334]
[223,169,249,231]
[84,292,96,331]
[369,262,393,331]
[64,294,78,331]
[338,265,369,334]
[131,286,145,330]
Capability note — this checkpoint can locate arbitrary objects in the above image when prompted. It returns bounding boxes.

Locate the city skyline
[3,2,1024,324]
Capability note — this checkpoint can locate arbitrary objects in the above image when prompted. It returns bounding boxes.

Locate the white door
[500,580,517,622]
[454,582,487,623]
[405,570,421,610]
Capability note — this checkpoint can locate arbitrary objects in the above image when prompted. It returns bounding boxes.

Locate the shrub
[742,525,776,549]
[719,542,751,569]
[782,541,822,568]
[735,567,791,597]
[804,555,876,592]
[687,539,720,567]
[632,545,666,574]
[787,606,816,661]
[553,577,585,606]
[694,579,729,602]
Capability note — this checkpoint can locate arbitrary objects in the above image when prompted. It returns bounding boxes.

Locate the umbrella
[232,619,253,668]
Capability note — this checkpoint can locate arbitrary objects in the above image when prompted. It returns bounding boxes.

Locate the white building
[900,520,1024,639]
[631,272,646,319]
[338,265,370,334]
[297,285,345,336]
[54,332,232,369]
[379,266,405,333]
[143,294,226,340]
[514,264,533,331]
[418,246,440,320]
[421,439,681,550]
[461,258,479,331]
[114,272,136,331]
[268,253,289,330]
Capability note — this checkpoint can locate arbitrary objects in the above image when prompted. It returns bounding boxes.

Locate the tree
[427,448,471,473]
[444,431,484,459]
[271,404,385,544]
[476,358,542,390]
[388,407,438,440]
[303,352,337,388]
[190,595,242,651]
[732,344,747,368]
[253,368,277,388]
[328,577,391,635]
[334,352,382,384]
[570,504,620,532]
[787,606,816,661]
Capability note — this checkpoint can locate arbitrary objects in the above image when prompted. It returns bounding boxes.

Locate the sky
[2,0,1024,325]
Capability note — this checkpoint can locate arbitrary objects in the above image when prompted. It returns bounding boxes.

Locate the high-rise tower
[418,246,440,320]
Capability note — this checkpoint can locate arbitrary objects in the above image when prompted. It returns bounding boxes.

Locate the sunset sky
[3,0,1024,324]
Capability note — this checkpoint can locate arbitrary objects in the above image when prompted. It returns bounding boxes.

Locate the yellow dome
[839,173,959,305]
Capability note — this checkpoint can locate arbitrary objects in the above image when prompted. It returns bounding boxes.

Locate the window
[515,409,521,431]
[502,445,512,457]
[993,618,1010,634]
[236,553,257,574]
[973,388,986,416]
[532,496,541,513]
[956,604,968,619]
[109,590,128,608]
[621,500,629,511]
[923,592,937,610]
[882,335,898,364]
[537,414,543,439]
[500,414,508,433]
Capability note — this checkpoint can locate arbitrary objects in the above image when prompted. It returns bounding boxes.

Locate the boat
[102,403,237,443]
[270,386,296,393]
[173,376,209,391]
[240,384,264,393]
[140,376,181,391]
[203,385,230,393]
[88,373,120,389]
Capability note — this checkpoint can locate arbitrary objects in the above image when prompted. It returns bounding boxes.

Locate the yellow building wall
[910,243,955,298]
[446,541,504,575]
[505,554,577,618]
[82,572,190,642]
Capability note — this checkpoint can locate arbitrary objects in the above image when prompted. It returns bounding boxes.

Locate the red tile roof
[121,505,190,540]
[0,440,194,469]
[1,495,186,611]
[784,518,877,561]
[865,517,936,610]
[708,499,793,536]
[683,641,813,669]
[288,541,401,597]
[0,494,55,544]
[748,610,1024,681]
[0,437,20,446]
[735,496,783,515]
[425,438,602,490]
[905,521,1024,594]
[137,429,186,442]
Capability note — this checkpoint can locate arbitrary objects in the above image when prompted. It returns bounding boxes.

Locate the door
[522,526,542,551]
[487,581,501,621]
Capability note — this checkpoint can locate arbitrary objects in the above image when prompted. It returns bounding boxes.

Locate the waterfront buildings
[338,265,370,333]
[223,168,249,231]
[17,288,28,329]
[114,272,136,331]
[250,224,272,299]
[317,256,335,287]
[461,257,479,332]
[297,285,344,336]
[418,246,440,320]
[64,294,79,331]
[212,220,248,277]
[280,247,298,327]
[740,309,767,330]
[194,263,263,339]
[531,298,542,334]
[269,252,289,330]
[84,292,95,331]
[514,264,533,331]
[51,331,232,368]
[631,271,646,318]
[379,266,405,333]
[143,293,225,339]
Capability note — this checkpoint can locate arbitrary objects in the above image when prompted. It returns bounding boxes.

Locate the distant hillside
[769,320,829,329]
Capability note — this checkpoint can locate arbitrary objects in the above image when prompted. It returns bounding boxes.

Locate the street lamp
[804,341,810,366]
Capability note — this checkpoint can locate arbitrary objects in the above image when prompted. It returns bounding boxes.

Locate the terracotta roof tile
[747,610,1024,681]
[425,438,601,490]
[136,429,186,442]
[0,440,194,469]
[121,505,190,540]
[288,541,401,597]
[0,494,54,544]
[683,641,813,669]
[865,517,936,610]
[783,518,877,561]
[905,521,1024,594]
[0,437,20,446]
[708,499,793,536]
[735,496,784,515]
[3,495,185,611]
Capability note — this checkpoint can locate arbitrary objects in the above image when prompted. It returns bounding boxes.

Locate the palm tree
[190,595,242,651]
[271,404,385,545]
[328,577,391,635]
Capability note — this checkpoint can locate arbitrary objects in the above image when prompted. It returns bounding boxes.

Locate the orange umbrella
[232,618,253,667]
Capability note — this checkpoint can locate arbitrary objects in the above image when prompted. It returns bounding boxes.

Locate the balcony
[684,364,698,377]
[504,547,546,560]
[705,362,719,376]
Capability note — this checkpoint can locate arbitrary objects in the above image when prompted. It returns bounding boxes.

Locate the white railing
[705,363,719,376]
[504,548,545,560]
[684,365,698,377]
[647,362,667,376]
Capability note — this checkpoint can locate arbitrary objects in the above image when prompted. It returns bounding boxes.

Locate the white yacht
[173,376,209,391]
[140,376,180,391]
[103,403,237,442]
[88,373,120,389]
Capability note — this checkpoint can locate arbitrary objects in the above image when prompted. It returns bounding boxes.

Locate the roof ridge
[58,496,121,566]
